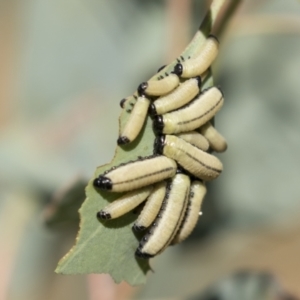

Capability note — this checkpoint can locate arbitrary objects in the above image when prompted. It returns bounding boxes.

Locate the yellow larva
[137,73,180,97]
[199,121,227,153]
[97,185,153,220]
[176,131,209,151]
[153,86,224,135]
[93,155,177,193]
[172,180,206,244]
[149,77,201,115]
[117,95,150,145]
[135,173,190,258]
[155,135,223,181]
[133,181,167,231]
[174,35,219,78]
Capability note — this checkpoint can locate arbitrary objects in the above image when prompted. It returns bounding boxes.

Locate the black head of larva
[93,176,112,190]
[137,82,148,96]
[132,224,146,232]
[208,34,219,44]
[195,76,202,88]
[135,248,153,259]
[176,166,185,174]
[154,135,165,155]
[148,103,157,117]
[117,136,130,145]
[135,248,151,259]
[119,98,126,108]
[96,210,111,220]
[152,115,164,133]
[173,63,183,76]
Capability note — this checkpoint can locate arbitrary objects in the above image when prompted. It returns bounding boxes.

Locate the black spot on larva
[174,63,183,76]
[157,65,166,73]
[153,115,164,134]
[93,176,112,190]
[117,136,130,145]
[195,76,202,88]
[208,33,219,44]
[149,103,157,116]
[126,109,131,113]
[97,210,111,220]
[133,224,146,231]
[154,135,165,155]
[119,98,126,108]
[137,82,148,96]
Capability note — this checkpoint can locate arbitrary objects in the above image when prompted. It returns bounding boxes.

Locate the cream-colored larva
[174,35,219,78]
[176,131,209,151]
[97,185,153,220]
[172,180,206,244]
[199,121,227,153]
[137,73,180,97]
[153,86,224,135]
[155,135,223,181]
[135,173,190,258]
[117,95,150,145]
[133,181,167,231]
[149,77,201,115]
[93,155,177,193]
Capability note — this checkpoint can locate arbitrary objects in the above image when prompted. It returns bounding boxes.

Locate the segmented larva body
[135,173,190,258]
[117,95,150,145]
[172,180,206,244]
[155,135,223,181]
[149,77,201,116]
[174,35,219,78]
[137,73,180,97]
[153,86,224,135]
[93,155,177,193]
[97,185,153,220]
[133,181,167,231]
[199,121,227,153]
[176,131,209,151]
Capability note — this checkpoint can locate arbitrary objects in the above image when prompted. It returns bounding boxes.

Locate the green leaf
[43,178,87,228]
[56,0,226,285]
[56,113,155,285]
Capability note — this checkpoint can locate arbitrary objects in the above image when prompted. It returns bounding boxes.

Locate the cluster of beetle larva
[93,34,227,259]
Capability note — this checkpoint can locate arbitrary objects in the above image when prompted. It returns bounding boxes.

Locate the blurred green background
[1,0,300,299]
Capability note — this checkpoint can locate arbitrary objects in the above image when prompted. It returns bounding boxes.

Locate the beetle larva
[133,181,167,231]
[93,155,177,193]
[155,135,223,181]
[153,86,224,135]
[174,35,219,78]
[117,95,150,145]
[149,77,201,116]
[137,73,180,97]
[199,121,227,153]
[172,180,206,244]
[175,131,209,151]
[135,173,190,258]
[97,185,153,220]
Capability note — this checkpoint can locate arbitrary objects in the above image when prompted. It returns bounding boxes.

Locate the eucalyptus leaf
[56,0,225,285]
